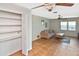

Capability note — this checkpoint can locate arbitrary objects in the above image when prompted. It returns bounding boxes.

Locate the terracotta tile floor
[28,37,79,56]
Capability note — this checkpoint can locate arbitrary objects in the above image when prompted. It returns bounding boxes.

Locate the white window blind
[60,21,76,31]
[68,21,76,31]
[61,21,67,30]
[0,10,21,42]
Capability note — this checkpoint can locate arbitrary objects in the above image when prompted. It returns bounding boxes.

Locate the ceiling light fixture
[44,3,55,12]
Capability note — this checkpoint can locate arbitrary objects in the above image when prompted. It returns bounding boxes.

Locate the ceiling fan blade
[53,11,57,13]
[32,4,45,9]
[56,3,74,6]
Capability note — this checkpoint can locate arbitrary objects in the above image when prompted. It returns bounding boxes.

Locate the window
[61,22,67,30]
[68,21,76,31]
[60,21,76,31]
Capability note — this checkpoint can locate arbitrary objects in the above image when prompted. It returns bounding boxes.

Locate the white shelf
[0,25,21,26]
[0,17,21,21]
[0,30,21,34]
[0,36,21,42]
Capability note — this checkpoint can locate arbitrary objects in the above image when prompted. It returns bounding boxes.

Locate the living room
[13,3,79,56]
[0,3,79,56]
[1,0,79,59]
[28,3,79,56]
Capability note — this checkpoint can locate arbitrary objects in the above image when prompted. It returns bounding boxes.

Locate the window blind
[0,10,22,42]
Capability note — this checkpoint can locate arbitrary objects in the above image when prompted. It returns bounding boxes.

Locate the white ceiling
[15,3,79,19]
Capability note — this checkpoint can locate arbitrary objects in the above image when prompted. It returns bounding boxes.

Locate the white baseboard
[28,47,32,51]
[22,51,28,56]
[8,49,21,56]
[25,47,32,56]
[22,46,32,56]
[32,37,37,41]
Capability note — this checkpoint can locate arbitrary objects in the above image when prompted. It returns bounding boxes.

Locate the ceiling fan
[58,15,62,19]
[32,3,74,12]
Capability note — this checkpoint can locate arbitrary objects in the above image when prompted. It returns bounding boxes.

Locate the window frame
[60,21,76,31]
[60,21,67,30]
[68,21,76,31]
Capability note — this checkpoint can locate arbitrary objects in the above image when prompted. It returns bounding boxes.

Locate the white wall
[0,3,32,56]
[49,19,59,33]
[50,17,79,37]
[22,10,32,54]
[32,15,50,41]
